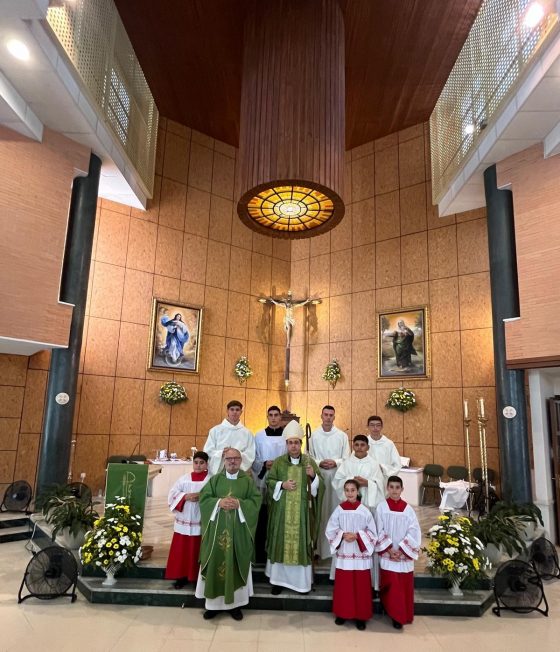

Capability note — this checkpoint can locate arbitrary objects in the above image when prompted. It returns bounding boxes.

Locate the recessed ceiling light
[524,2,545,29]
[464,124,475,135]
[6,39,30,61]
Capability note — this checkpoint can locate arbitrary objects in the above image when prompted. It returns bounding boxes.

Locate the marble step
[0,512,29,528]
[0,524,30,543]
[77,575,494,617]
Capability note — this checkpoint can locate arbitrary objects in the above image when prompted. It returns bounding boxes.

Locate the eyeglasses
[224,457,241,462]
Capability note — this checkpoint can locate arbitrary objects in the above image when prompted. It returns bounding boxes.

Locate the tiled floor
[2,536,560,652]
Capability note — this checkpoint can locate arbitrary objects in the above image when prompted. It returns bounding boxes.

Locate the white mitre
[283,419,303,440]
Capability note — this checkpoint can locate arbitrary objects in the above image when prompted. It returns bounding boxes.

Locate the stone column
[36,154,101,494]
[483,164,532,502]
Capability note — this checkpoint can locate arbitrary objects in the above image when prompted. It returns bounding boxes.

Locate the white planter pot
[55,527,86,550]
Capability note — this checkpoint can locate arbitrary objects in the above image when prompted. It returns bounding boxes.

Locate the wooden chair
[420,464,444,504]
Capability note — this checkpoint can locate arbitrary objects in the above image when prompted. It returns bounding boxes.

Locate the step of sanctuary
[0,511,31,544]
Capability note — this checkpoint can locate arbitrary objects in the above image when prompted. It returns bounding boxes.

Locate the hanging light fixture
[236,0,345,239]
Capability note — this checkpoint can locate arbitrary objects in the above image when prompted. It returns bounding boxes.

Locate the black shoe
[173,578,188,589]
[271,585,283,595]
[392,619,403,630]
[230,607,243,621]
[203,610,218,620]
[334,617,346,626]
[356,620,366,631]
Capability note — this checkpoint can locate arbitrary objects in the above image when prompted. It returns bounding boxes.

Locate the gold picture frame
[377,306,430,380]
[148,298,203,374]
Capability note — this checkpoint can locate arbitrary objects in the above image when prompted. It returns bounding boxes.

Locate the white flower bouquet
[234,356,253,384]
[386,387,416,412]
[322,358,341,389]
[159,381,188,405]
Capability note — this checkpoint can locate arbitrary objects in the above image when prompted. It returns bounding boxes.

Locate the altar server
[309,405,350,558]
[326,479,378,630]
[204,400,255,476]
[366,415,402,482]
[165,451,210,588]
[375,476,421,629]
[252,405,285,561]
[333,435,385,510]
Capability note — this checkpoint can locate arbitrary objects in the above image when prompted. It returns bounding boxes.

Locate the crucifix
[258,290,322,389]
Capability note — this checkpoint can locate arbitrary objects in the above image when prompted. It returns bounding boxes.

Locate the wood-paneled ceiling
[114,0,482,149]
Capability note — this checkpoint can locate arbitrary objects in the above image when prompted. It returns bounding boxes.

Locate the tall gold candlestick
[463,401,473,514]
[476,396,489,514]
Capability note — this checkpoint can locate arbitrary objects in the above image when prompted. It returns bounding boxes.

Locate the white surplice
[309,426,351,559]
[368,435,402,481]
[251,428,286,494]
[332,453,386,509]
[203,419,255,476]
[375,500,421,573]
[168,472,210,535]
[326,503,377,571]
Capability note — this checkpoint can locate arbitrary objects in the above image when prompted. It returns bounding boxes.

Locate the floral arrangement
[80,496,143,570]
[386,387,416,412]
[234,356,253,384]
[159,381,188,405]
[423,512,490,586]
[322,358,341,389]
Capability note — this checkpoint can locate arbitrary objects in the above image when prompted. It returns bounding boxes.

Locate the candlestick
[463,399,469,420]
[477,397,485,418]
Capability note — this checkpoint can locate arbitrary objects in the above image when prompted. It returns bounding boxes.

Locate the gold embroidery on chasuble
[283,463,302,565]
[217,561,226,579]
[218,528,232,551]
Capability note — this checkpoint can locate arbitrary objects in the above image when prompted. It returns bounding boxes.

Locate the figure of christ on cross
[258,290,322,388]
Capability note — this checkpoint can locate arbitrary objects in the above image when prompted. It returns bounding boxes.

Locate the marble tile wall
[0,119,498,494]
[289,122,498,482]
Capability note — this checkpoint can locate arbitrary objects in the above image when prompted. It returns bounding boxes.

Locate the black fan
[67,482,92,506]
[492,559,549,617]
[18,546,78,603]
[530,537,560,580]
[1,480,32,512]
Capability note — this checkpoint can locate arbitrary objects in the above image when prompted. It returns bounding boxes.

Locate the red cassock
[165,471,209,581]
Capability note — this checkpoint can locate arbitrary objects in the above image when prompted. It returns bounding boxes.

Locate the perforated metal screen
[47,0,158,197]
[430,0,559,206]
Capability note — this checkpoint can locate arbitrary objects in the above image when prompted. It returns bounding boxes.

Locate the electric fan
[492,559,548,617]
[1,480,32,512]
[67,482,92,506]
[18,546,78,603]
[530,537,560,580]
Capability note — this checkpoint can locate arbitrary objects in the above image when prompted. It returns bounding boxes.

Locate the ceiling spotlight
[464,123,475,135]
[523,2,545,29]
[6,39,30,61]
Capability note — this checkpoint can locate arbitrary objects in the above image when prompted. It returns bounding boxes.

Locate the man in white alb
[333,435,385,510]
[309,405,350,559]
[203,400,255,476]
[366,415,402,483]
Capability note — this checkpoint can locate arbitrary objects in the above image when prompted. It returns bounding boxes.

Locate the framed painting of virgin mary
[148,298,203,374]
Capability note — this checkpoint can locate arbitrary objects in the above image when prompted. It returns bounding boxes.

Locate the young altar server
[375,475,421,629]
[326,479,378,631]
[165,451,210,588]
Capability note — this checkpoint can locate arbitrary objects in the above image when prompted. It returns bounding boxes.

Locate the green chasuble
[266,455,324,566]
[199,470,262,604]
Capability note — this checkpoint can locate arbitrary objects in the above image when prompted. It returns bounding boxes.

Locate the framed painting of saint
[148,298,203,374]
[377,306,430,380]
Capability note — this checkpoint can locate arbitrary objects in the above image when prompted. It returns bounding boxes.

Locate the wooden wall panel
[498,145,560,368]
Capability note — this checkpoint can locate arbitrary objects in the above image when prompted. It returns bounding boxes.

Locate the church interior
[1,0,560,649]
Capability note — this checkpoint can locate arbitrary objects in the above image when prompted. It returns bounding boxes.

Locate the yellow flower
[113,544,119,549]
[473,558,480,571]
[109,550,114,556]
[123,527,128,533]
[438,515,449,521]
[106,542,112,548]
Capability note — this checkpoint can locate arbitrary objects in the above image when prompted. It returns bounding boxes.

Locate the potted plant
[471,511,528,565]
[45,496,99,550]
[80,496,143,586]
[489,501,543,542]
[35,483,73,517]
[424,512,490,595]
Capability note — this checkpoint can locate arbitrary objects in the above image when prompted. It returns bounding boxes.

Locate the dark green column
[36,154,101,495]
[483,164,531,503]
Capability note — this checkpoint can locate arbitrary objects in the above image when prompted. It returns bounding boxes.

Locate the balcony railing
[46,0,158,197]
[430,0,559,206]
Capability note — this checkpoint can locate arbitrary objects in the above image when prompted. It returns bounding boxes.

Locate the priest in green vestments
[265,420,324,594]
[195,447,261,620]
